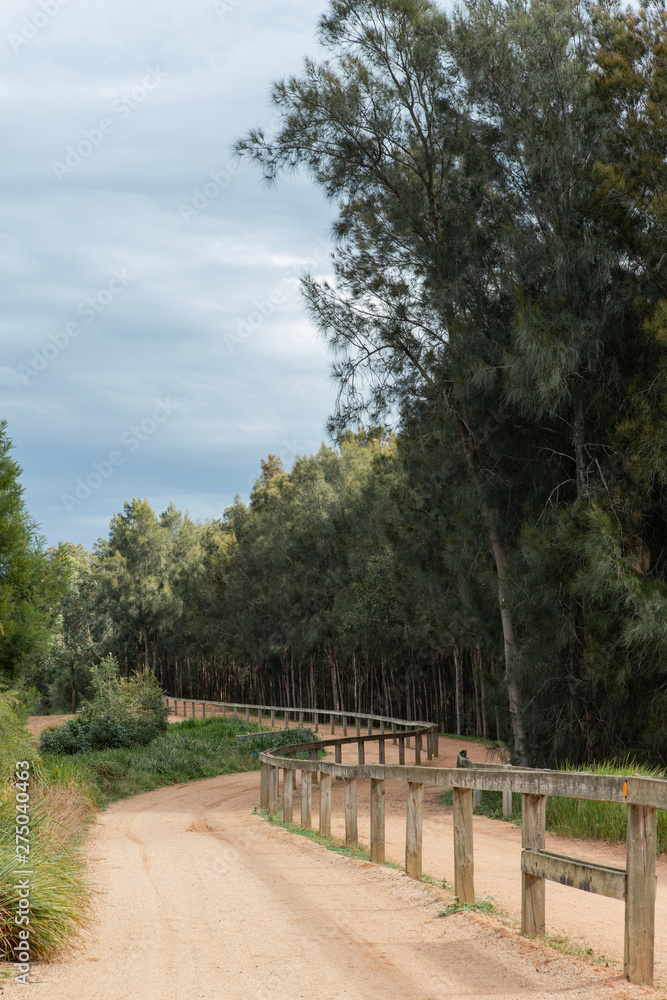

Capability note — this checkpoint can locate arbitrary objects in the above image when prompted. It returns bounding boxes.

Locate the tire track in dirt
[0,767,660,1000]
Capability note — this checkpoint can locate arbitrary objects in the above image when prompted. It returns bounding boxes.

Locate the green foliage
[39,716,265,806]
[0,796,89,962]
[438,896,496,917]
[547,760,667,855]
[233,0,667,766]
[0,692,42,788]
[0,423,65,685]
[224,728,321,757]
[39,665,168,755]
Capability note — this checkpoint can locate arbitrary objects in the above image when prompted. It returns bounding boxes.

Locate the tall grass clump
[0,693,91,965]
[0,796,90,962]
[546,759,667,854]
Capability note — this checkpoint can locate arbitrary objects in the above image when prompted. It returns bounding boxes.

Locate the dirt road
[0,774,660,997]
[3,716,662,998]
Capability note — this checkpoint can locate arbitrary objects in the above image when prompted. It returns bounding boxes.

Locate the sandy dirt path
[5,712,662,998]
[0,769,658,1000]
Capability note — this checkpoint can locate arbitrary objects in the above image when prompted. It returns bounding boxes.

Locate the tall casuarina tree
[238,0,636,760]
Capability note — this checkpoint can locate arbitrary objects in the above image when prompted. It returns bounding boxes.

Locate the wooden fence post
[271,708,275,728]
[392,721,397,745]
[398,736,405,766]
[367,718,373,736]
[345,777,358,848]
[356,717,361,738]
[245,706,250,721]
[311,748,319,785]
[415,735,421,765]
[370,778,385,864]
[405,782,423,880]
[268,765,278,815]
[301,771,312,829]
[358,741,365,765]
[260,762,269,811]
[624,804,657,986]
[191,700,195,717]
[378,737,385,764]
[502,791,513,816]
[330,713,335,735]
[283,768,293,823]
[212,704,216,717]
[343,716,348,737]
[258,708,262,727]
[521,793,546,937]
[453,786,475,903]
[335,744,342,764]
[319,773,332,837]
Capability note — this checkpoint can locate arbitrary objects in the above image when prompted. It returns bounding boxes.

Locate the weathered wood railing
[165,695,662,987]
[164,696,439,762]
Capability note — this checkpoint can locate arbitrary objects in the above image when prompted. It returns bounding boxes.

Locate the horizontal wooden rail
[166,693,662,987]
[521,849,627,901]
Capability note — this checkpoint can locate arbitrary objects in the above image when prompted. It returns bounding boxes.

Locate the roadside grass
[440,758,667,853]
[438,894,612,965]
[40,716,319,808]
[259,808,378,863]
[0,789,91,965]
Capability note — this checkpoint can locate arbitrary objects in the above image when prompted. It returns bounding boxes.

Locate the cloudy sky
[0,0,336,549]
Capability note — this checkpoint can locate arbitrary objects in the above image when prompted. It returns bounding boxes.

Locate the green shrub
[234,728,322,757]
[39,664,168,755]
[40,715,271,805]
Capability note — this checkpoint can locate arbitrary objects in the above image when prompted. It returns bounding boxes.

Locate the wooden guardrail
[164,696,439,762]
[165,695,662,987]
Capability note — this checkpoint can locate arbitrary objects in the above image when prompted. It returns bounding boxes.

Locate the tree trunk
[455,417,528,762]
[70,661,76,714]
[478,648,489,740]
[454,645,463,736]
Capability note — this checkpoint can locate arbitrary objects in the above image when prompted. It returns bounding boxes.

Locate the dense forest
[3,0,667,768]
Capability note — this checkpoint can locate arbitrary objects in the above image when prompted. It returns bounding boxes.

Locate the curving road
[0,742,662,1000]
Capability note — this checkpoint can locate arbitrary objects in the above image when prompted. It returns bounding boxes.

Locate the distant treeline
[45,430,508,744]
[36,420,667,769]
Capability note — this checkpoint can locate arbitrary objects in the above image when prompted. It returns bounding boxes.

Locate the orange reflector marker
[623,781,628,798]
